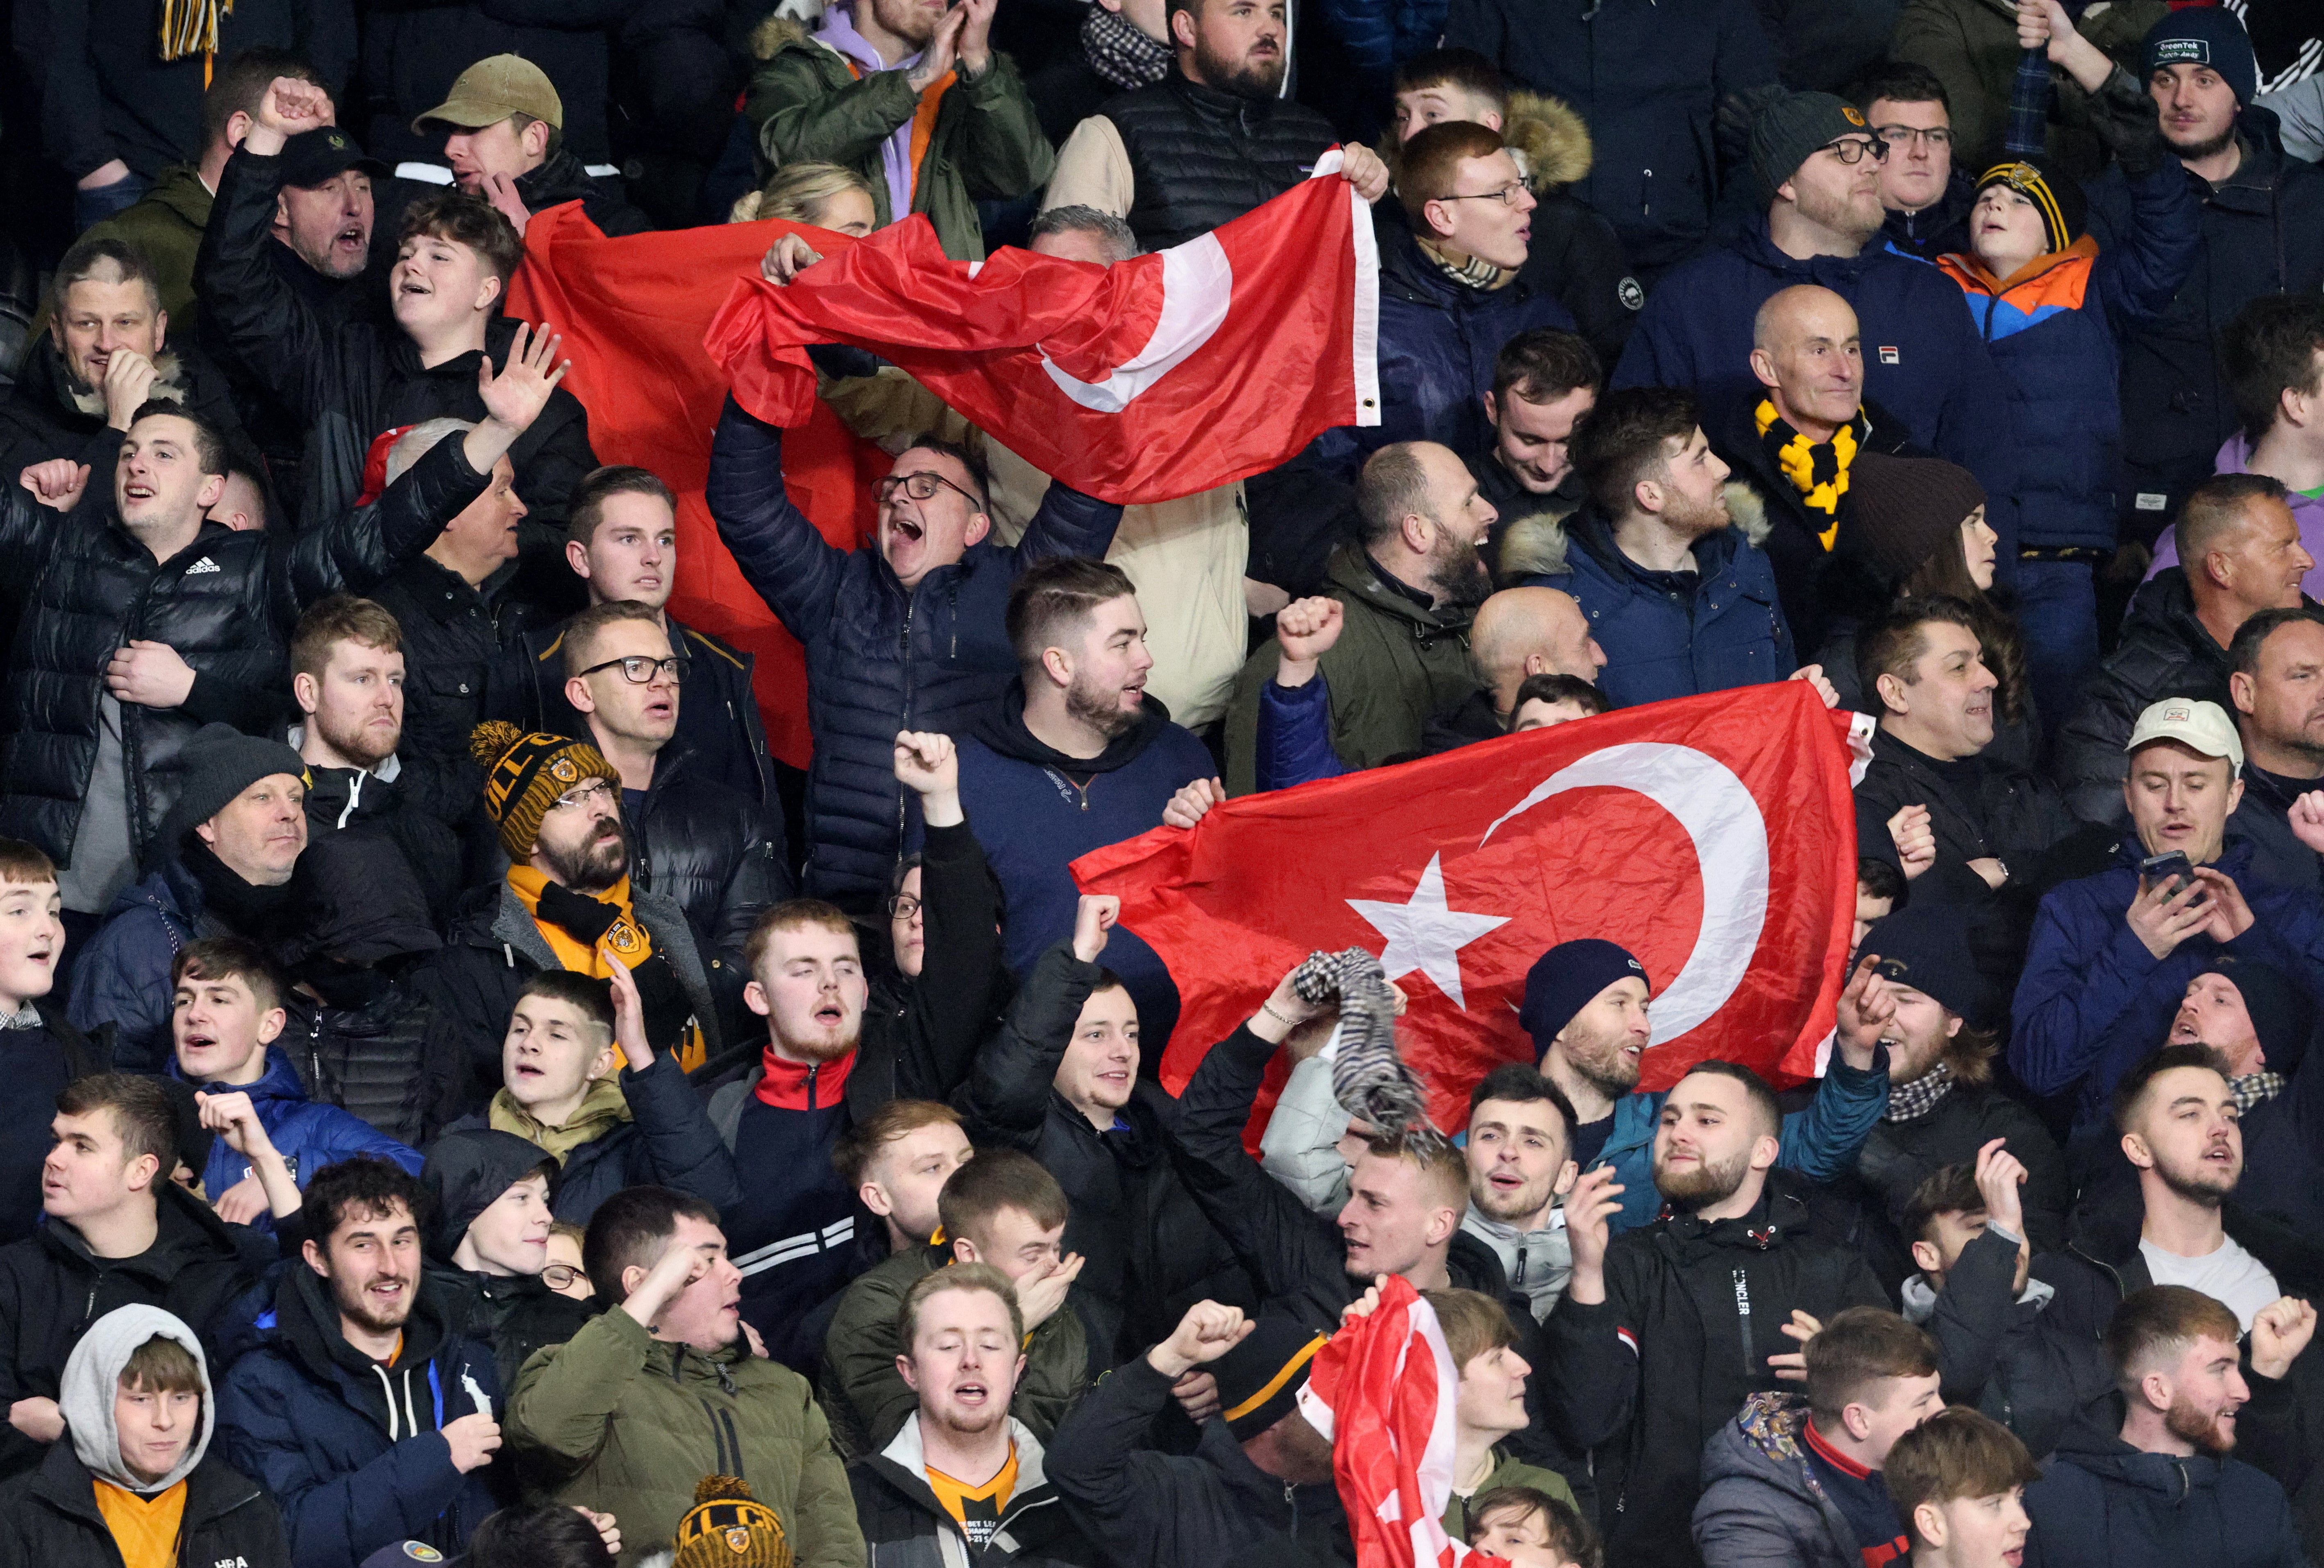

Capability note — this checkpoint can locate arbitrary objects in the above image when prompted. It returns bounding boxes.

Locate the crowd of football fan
[2,0,2324,1563]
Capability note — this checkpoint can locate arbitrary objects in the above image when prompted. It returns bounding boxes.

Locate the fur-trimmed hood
[1497,480,1769,582]
[48,343,192,421]
[1380,89,1593,195]
[750,13,812,60]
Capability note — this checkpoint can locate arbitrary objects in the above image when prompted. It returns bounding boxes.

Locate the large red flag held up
[1073,685,1868,1132]
[703,151,1381,504]
[505,205,886,769]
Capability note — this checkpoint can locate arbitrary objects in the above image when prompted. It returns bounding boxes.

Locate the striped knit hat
[1975,156,2086,256]
[469,719,620,860]
[673,1477,791,1568]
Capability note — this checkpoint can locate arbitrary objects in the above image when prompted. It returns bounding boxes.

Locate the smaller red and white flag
[1301,1278,1507,1568]
[702,154,1380,504]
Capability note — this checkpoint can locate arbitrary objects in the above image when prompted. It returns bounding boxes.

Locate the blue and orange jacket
[1935,158,2199,552]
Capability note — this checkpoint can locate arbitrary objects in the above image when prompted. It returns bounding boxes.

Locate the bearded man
[958,557,1215,1064]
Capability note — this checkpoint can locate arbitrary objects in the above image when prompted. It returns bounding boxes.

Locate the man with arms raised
[507,1185,862,1567]
[1548,1060,1891,1567]
[707,327,1122,906]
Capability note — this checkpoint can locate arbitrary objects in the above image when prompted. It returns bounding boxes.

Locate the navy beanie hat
[1520,939,1649,1056]
[2194,955,2315,1074]
[1863,903,1992,1028]
[2142,8,2258,108]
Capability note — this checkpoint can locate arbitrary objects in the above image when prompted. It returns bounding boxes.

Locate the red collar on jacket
[1803,1416,1873,1479]
[753,1045,856,1110]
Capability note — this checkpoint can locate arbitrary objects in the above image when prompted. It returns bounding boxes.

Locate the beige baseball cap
[2125,697,2244,776]
[413,54,563,135]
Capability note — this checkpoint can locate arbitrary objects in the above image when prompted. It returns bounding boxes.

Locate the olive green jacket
[744,17,1053,261]
[506,1306,863,1568]
[1442,1448,1579,1540]
[63,163,213,325]
[815,1241,1089,1462]
[1892,0,2168,175]
[1224,542,1482,796]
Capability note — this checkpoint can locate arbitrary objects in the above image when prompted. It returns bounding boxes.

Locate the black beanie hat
[1974,156,2089,256]
[420,1128,558,1261]
[1519,939,1649,1056]
[1212,1316,1327,1439]
[153,724,311,863]
[1863,902,1992,1028]
[1749,90,1873,206]
[1841,452,1989,585]
[2192,955,2314,1075]
[2142,7,2258,108]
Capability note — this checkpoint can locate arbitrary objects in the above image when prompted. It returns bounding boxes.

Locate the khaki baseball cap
[2125,697,2244,776]
[413,54,563,135]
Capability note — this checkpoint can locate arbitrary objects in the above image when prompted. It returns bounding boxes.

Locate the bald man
[1248,585,1607,787]
[1702,285,1927,649]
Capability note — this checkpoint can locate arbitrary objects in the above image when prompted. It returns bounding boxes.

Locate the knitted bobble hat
[673,1477,792,1568]
[469,719,620,861]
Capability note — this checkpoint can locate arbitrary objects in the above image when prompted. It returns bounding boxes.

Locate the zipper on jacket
[1732,1266,1754,1378]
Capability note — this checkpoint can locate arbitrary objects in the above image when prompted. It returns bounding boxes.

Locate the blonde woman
[729,161,878,235]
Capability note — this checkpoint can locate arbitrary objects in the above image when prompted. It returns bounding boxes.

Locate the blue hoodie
[175,1049,422,1229]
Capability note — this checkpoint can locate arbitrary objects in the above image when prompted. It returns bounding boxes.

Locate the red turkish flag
[1073,684,1862,1130]
[505,204,890,768]
[701,155,1380,504]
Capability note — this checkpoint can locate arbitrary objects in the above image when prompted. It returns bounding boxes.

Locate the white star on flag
[1346,853,1509,1011]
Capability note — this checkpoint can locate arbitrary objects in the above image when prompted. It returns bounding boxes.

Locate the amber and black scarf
[1754,398,1869,549]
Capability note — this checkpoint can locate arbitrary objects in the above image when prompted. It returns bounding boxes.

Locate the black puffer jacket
[960,943,1254,1374]
[1544,1173,1888,1568]
[1095,70,1337,252]
[2088,107,2324,542]
[2054,568,2250,828]
[626,744,793,973]
[195,144,599,539]
[704,400,1119,908]
[0,415,490,867]
[510,615,774,805]
[417,1128,597,1388]
[0,1184,277,1482]
[370,556,556,776]
[0,1439,290,1568]
[1852,728,2078,908]
[1912,1226,2114,1459]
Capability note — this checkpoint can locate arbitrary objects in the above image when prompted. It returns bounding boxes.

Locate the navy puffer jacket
[2022,1421,2304,1568]
[705,398,1121,907]
[214,1268,501,1568]
[1525,506,1795,708]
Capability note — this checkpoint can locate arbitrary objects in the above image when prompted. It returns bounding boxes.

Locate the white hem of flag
[1311,147,1382,429]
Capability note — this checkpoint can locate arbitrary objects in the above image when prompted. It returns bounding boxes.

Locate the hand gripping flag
[703,152,1382,505]
[506,204,892,768]
[1298,1277,1508,1568]
[1072,684,1866,1131]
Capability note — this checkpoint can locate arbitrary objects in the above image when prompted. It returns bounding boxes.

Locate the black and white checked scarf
[1292,947,1441,1149]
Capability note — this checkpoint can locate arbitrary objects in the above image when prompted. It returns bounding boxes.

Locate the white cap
[2124,697,2244,776]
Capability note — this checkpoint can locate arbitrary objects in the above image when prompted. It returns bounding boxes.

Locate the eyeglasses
[576,654,692,685]
[1875,125,1952,150]
[550,778,616,812]
[886,894,924,920]
[1821,136,1888,164]
[1432,181,1530,207]
[540,1263,584,1291]
[876,471,983,509]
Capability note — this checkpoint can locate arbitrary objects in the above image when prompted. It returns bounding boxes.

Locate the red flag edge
[1312,147,1382,431]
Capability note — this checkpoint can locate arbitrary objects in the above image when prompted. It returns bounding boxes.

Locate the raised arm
[892,731,1004,1101]
[705,397,850,641]
[960,914,1111,1141]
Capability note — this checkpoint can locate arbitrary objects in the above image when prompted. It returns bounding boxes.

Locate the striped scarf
[1755,398,1868,549]
[1293,948,1441,1150]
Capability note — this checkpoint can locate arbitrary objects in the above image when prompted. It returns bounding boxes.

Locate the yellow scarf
[503,867,705,1069]
[489,1075,633,1163]
[1754,397,1861,549]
